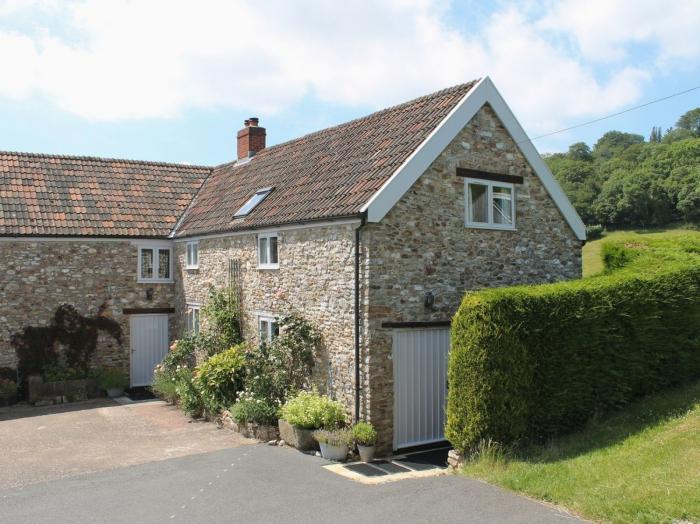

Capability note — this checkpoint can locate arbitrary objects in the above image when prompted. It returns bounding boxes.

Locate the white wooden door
[393,328,450,449]
[129,314,169,387]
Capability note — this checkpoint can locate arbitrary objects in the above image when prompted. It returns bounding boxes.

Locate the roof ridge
[212,79,479,169]
[0,149,214,171]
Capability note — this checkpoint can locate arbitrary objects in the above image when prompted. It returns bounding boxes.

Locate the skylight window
[234,187,273,218]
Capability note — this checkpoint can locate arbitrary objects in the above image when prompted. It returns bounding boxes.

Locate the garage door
[392,327,450,450]
[129,314,169,387]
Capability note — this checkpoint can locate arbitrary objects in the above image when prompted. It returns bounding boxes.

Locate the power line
[523,84,700,144]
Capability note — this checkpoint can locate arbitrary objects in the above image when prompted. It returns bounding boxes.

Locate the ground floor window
[258,315,279,345]
[187,304,201,333]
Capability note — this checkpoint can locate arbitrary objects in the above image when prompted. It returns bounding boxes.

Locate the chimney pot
[237,117,266,160]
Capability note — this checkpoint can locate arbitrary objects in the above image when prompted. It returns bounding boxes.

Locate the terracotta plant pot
[357,444,375,463]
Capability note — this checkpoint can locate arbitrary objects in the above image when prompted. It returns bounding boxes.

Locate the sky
[1,0,699,166]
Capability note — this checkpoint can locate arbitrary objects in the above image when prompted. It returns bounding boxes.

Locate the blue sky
[0,0,699,166]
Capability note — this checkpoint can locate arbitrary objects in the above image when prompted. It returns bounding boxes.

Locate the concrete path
[1,441,583,523]
[0,398,251,489]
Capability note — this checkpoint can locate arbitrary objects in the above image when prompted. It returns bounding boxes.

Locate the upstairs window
[186,304,201,333]
[138,246,172,282]
[464,178,515,229]
[257,232,279,269]
[258,315,279,346]
[186,241,199,269]
[234,187,273,218]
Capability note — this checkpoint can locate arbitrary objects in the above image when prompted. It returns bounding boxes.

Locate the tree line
[545,107,700,230]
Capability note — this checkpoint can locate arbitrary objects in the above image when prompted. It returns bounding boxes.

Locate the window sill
[465,222,517,232]
[185,265,199,270]
[258,264,280,270]
[137,278,175,284]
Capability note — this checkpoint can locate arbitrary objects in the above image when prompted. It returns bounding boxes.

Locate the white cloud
[0,0,695,135]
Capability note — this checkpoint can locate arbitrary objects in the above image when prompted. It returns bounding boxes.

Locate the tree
[567,142,592,161]
[662,127,696,144]
[649,126,662,143]
[676,107,700,135]
[593,131,645,160]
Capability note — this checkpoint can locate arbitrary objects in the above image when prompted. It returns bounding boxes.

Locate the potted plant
[97,368,129,398]
[313,428,352,461]
[352,421,378,462]
[278,390,346,450]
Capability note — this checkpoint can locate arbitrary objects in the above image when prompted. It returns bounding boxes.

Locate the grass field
[583,227,698,277]
[462,229,700,523]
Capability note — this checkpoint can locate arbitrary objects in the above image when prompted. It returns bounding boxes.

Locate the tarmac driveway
[0,398,251,490]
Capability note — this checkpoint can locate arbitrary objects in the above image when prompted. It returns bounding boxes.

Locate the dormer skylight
[234,187,273,218]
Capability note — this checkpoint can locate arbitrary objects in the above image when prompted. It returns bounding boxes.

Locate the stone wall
[362,104,583,451]
[0,239,176,374]
[174,222,357,411]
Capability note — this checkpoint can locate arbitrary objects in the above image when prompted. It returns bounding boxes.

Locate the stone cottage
[0,77,585,451]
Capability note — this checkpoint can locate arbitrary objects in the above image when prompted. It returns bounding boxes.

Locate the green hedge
[445,233,700,454]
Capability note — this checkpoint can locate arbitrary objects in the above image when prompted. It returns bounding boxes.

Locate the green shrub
[96,368,128,390]
[230,397,279,426]
[280,390,346,430]
[313,428,353,447]
[0,378,16,400]
[194,344,246,415]
[162,336,197,373]
[174,368,204,417]
[201,287,242,349]
[446,233,700,454]
[151,366,178,403]
[352,422,377,446]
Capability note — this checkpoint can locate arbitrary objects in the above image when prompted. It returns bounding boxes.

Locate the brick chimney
[237,117,266,160]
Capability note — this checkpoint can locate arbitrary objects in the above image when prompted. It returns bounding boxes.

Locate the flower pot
[357,444,375,463]
[106,387,125,398]
[319,442,348,461]
[278,419,317,450]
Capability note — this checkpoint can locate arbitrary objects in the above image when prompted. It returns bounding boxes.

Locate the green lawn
[583,227,698,277]
[462,381,700,523]
[462,228,700,523]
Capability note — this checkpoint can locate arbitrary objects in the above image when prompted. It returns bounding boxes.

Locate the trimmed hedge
[445,233,700,454]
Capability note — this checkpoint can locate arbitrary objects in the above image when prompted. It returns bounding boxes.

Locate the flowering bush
[230,393,279,426]
[174,367,203,417]
[151,365,178,403]
[280,390,346,430]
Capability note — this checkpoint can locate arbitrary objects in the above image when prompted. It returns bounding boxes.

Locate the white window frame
[137,245,174,283]
[258,315,279,346]
[464,178,516,231]
[186,303,201,334]
[186,241,199,269]
[257,232,279,270]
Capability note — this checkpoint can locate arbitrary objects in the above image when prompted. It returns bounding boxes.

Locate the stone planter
[220,411,280,442]
[319,442,348,461]
[278,419,317,450]
[28,374,100,404]
[357,444,375,463]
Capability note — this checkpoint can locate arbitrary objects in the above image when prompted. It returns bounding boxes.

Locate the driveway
[0,401,582,523]
[0,398,251,489]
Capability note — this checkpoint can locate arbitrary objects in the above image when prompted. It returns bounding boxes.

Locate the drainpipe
[354,212,366,423]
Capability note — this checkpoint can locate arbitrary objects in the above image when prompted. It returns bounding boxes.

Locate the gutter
[354,211,367,422]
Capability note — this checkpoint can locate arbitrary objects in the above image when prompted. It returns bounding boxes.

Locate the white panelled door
[393,328,450,450]
[129,314,169,387]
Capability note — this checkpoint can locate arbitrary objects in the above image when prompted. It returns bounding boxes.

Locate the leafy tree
[567,142,593,161]
[593,131,645,160]
[676,107,700,135]
[662,127,696,144]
